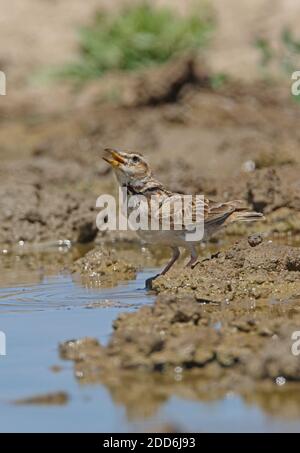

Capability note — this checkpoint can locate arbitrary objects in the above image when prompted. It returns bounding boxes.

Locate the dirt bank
[152,236,300,301]
[59,236,300,419]
[1,56,300,247]
[71,246,136,288]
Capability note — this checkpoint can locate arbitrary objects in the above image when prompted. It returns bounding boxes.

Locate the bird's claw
[191,260,200,269]
[145,274,160,290]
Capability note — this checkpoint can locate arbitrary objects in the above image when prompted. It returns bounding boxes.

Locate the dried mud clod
[71,246,136,287]
[248,233,264,247]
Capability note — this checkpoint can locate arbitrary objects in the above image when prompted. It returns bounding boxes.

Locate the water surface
[0,249,300,432]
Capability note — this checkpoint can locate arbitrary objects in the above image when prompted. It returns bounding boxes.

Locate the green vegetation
[281,28,300,74]
[210,72,229,90]
[255,28,300,103]
[256,29,300,74]
[55,3,213,82]
[255,38,273,67]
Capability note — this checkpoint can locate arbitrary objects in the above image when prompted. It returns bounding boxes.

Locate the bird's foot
[191,260,200,269]
[145,274,160,290]
[185,257,198,269]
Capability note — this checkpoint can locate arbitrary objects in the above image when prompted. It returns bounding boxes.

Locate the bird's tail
[229,210,265,223]
[222,200,264,224]
[219,200,265,224]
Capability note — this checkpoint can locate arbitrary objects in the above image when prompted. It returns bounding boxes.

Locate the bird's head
[103,148,152,187]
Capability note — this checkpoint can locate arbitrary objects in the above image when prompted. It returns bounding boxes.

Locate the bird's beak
[102,148,126,167]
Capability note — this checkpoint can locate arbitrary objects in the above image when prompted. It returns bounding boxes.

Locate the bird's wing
[151,194,207,230]
[204,199,246,226]
[149,193,249,231]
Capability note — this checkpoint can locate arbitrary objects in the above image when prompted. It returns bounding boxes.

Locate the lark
[103,148,263,279]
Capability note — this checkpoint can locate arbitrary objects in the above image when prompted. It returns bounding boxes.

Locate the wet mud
[71,246,136,288]
[1,57,300,248]
[153,236,300,302]
[1,53,300,426]
[14,391,69,406]
[59,234,300,420]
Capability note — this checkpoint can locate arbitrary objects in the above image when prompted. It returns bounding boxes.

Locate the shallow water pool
[0,261,300,432]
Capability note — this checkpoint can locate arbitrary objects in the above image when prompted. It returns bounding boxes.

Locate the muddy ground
[59,236,300,419]
[1,56,300,248]
[1,25,300,421]
[71,246,136,288]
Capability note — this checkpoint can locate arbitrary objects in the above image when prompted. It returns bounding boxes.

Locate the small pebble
[275,376,286,386]
[248,233,263,247]
[242,160,256,173]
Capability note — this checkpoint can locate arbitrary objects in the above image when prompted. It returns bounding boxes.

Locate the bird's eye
[132,155,140,163]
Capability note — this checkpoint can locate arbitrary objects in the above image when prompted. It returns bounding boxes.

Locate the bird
[102,148,264,282]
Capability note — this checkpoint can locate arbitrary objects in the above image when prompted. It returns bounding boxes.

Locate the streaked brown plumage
[103,148,264,278]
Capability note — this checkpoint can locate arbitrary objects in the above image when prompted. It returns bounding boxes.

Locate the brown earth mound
[59,237,300,418]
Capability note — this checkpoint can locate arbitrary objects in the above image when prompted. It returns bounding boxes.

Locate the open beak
[102,148,126,167]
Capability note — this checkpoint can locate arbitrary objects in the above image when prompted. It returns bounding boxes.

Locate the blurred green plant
[256,29,300,71]
[53,3,214,82]
[210,72,229,90]
[255,38,273,67]
[281,28,300,74]
[255,28,300,103]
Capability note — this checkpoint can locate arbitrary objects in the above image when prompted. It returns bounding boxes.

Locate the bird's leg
[185,245,198,268]
[160,246,180,275]
[145,247,180,290]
